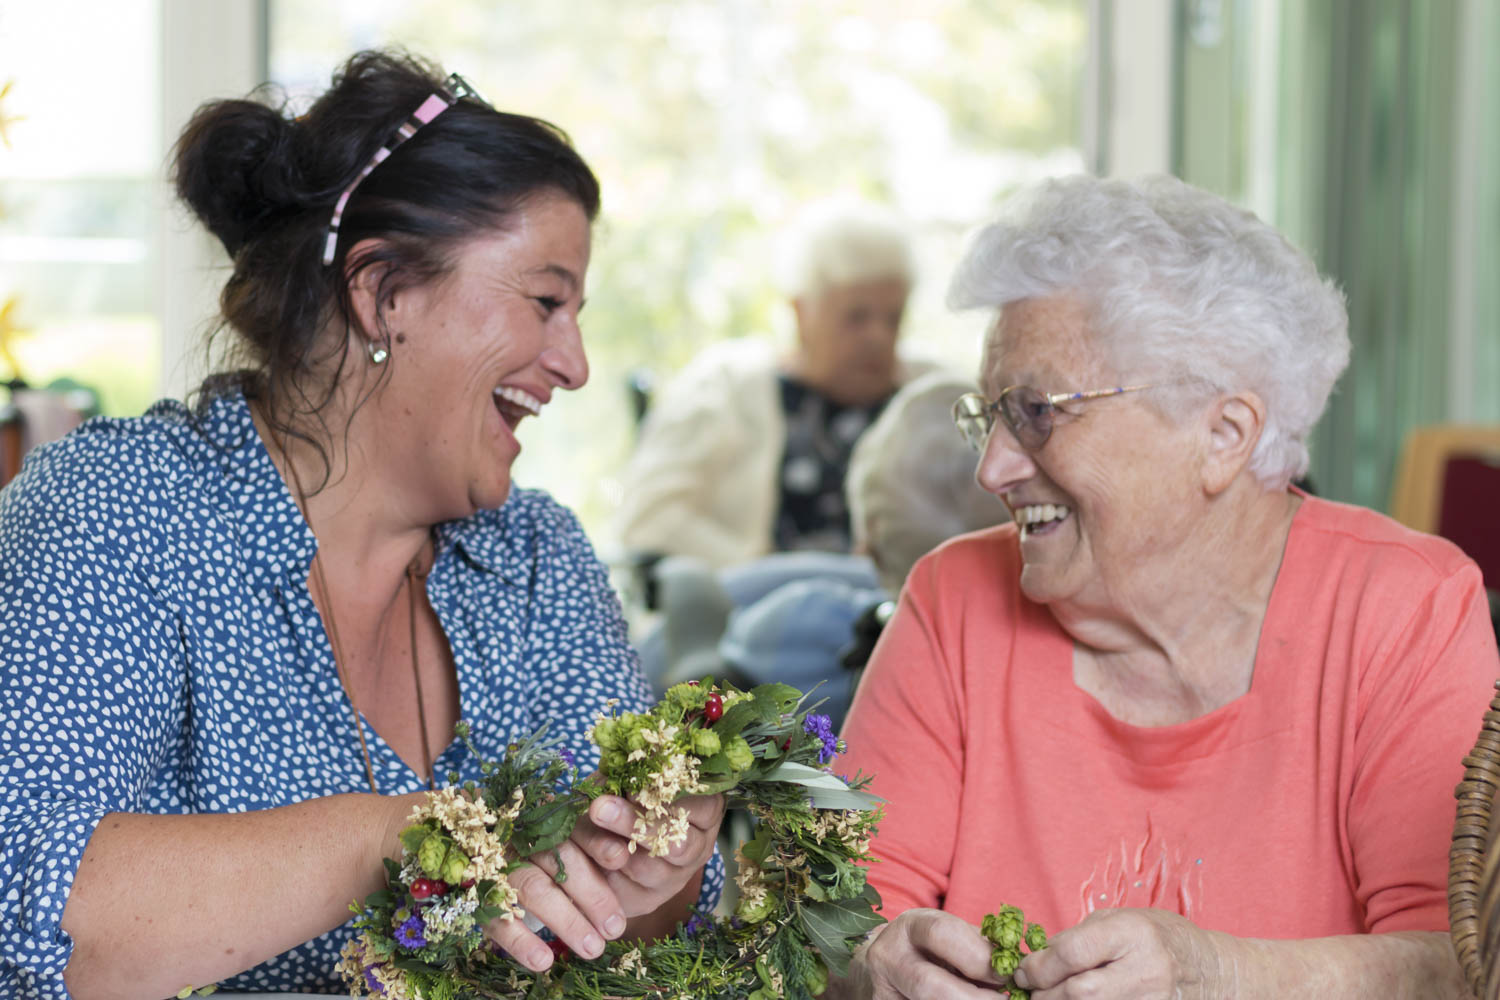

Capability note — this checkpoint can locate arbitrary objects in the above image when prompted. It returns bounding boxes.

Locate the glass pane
[0,0,161,419]
[269,0,1090,537]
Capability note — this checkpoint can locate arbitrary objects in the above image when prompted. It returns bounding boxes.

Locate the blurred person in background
[717,370,1010,727]
[614,197,935,569]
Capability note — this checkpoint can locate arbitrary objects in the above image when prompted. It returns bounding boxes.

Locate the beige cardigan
[614,338,936,568]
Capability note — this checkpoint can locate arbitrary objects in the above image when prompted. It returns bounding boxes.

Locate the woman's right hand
[837,908,1003,999]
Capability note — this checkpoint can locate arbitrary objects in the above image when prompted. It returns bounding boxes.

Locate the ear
[790,296,811,344]
[342,238,400,348]
[1201,391,1266,496]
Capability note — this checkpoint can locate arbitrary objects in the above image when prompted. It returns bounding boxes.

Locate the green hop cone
[723,735,755,773]
[991,947,1021,978]
[1007,988,1030,1000]
[440,847,470,886]
[804,957,829,996]
[665,681,708,710]
[592,718,620,751]
[417,834,448,879]
[625,724,647,754]
[981,907,1024,949]
[1024,922,1047,953]
[691,728,721,757]
[735,889,778,924]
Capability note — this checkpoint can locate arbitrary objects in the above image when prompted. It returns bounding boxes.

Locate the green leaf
[714,700,759,738]
[799,898,887,978]
[399,823,432,855]
[364,888,396,909]
[750,683,800,721]
[763,761,885,810]
[739,828,772,866]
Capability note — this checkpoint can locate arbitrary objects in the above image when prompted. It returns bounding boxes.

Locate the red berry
[703,693,724,723]
[687,680,699,686]
[460,879,476,889]
[410,878,440,900]
[546,938,572,962]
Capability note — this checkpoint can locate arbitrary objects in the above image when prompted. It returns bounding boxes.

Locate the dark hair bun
[173,96,306,257]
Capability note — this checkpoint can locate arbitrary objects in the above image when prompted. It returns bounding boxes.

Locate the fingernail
[604,914,626,937]
[1013,968,1032,989]
[603,841,624,863]
[598,800,621,823]
[528,945,552,969]
[583,932,604,956]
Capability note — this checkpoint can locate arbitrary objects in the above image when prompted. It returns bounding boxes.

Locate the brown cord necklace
[274,431,435,795]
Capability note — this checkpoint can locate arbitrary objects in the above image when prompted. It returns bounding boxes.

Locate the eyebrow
[531,263,580,292]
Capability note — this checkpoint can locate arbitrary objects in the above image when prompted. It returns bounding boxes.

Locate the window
[0,0,161,417]
[269,0,1091,539]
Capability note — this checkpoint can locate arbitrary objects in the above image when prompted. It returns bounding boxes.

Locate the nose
[975,420,1036,497]
[543,313,589,391]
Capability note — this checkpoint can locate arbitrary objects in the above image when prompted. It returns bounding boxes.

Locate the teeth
[1013,503,1071,527]
[494,386,542,415]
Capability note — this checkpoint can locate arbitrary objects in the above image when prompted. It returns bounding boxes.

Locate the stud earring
[368,341,390,365]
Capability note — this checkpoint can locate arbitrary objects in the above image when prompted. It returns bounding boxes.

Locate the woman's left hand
[565,792,725,917]
[1014,908,1233,1000]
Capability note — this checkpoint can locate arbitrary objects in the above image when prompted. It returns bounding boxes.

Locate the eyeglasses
[952,383,1157,452]
[322,72,491,266]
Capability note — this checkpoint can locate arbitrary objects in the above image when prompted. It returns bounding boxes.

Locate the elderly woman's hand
[1015,908,1233,999]
[836,908,1003,1000]
[570,791,724,917]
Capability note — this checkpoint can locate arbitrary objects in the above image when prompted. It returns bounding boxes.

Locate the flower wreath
[337,680,888,1000]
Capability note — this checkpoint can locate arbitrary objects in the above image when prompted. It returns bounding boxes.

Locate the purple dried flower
[683,908,710,938]
[363,968,386,995]
[558,746,576,767]
[394,913,427,949]
[803,713,839,764]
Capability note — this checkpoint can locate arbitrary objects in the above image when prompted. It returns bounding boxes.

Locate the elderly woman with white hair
[615,197,934,568]
[832,175,1500,999]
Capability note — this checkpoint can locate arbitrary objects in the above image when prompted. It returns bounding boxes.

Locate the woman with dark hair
[0,51,722,998]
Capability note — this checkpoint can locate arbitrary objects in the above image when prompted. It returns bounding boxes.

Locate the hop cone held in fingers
[991,947,1021,978]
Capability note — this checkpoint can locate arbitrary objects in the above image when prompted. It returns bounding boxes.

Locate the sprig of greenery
[981,904,1048,998]
[339,679,885,999]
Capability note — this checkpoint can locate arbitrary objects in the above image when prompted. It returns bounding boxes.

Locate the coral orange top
[839,495,1500,938]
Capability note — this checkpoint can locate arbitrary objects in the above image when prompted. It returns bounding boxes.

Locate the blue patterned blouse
[0,391,722,997]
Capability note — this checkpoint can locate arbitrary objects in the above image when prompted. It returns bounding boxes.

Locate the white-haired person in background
[614,197,936,568]
[717,371,1011,727]
[832,175,1500,999]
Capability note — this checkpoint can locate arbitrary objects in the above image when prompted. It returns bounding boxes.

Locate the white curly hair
[947,174,1350,489]
[777,196,917,302]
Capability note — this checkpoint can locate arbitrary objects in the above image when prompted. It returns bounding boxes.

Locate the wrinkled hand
[1016,908,1232,999]
[571,792,724,914]
[841,908,1001,999]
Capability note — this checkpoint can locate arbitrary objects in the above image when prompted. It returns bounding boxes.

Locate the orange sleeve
[1348,562,1499,932]
[839,552,971,918]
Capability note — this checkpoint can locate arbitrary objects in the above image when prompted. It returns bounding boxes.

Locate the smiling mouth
[1013,503,1071,539]
[493,386,543,427]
